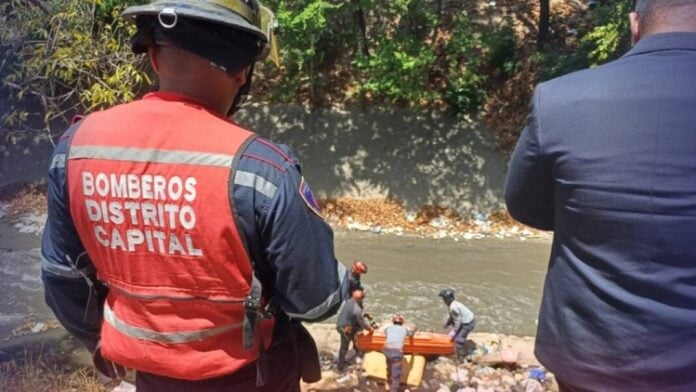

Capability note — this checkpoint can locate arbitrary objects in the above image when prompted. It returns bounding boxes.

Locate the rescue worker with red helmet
[382,314,415,392]
[336,289,372,371]
[40,1,348,390]
[349,260,368,292]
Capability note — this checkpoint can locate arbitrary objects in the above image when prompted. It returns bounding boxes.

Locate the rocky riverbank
[302,324,556,392]
[0,321,556,392]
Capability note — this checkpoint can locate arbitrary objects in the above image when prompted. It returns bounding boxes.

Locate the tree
[351,0,369,57]
[538,0,550,50]
[0,0,149,146]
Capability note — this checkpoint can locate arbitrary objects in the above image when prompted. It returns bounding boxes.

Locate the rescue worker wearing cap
[349,260,367,293]
[40,1,349,391]
[336,289,372,371]
[439,289,476,359]
[382,314,415,392]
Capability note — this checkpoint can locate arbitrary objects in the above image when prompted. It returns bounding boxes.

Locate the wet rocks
[13,212,46,235]
[0,203,9,219]
[302,325,557,392]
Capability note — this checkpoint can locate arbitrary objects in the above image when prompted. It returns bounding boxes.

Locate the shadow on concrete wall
[236,104,509,214]
[0,137,54,189]
[0,105,511,215]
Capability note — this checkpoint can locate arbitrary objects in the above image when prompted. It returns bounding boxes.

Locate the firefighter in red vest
[40,1,349,391]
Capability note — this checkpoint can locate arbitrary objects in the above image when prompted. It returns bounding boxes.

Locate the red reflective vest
[66,92,273,380]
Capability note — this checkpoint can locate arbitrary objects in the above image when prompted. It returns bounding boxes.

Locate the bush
[483,22,518,78]
[0,0,150,146]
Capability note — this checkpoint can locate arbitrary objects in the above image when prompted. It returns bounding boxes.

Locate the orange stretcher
[355,331,455,356]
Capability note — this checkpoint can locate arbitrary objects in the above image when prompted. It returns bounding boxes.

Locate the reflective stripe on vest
[70,145,236,168]
[104,303,244,344]
[65,93,273,380]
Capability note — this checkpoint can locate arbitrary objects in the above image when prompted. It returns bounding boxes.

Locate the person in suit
[505,1,696,391]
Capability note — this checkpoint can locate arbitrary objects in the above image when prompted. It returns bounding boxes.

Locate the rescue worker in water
[40,1,349,391]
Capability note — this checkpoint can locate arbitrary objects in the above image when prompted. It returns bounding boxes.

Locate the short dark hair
[634,0,696,32]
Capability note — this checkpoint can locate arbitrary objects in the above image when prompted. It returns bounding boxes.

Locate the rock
[423,378,442,390]
[469,333,540,368]
[501,349,520,364]
[450,370,468,385]
[303,370,359,391]
[458,388,477,392]
[13,213,47,235]
[429,216,449,228]
[475,366,496,376]
[520,379,543,392]
[436,387,450,392]
[111,381,136,392]
[346,222,370,231]
[501,375,516,386]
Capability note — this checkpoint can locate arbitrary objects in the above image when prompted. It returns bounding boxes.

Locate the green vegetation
[0,0,148,145]
[1,0,633,149]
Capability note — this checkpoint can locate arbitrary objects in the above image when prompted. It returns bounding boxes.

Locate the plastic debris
[30,322,45,334]
[527,367,547,382]
[111,381,136,392]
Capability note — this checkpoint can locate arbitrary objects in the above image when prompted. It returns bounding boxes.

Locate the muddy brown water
[333,232,551,336]
[0,222,551,357]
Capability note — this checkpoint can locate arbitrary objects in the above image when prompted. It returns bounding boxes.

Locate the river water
[333,232,551,336]
[0,222,551,342]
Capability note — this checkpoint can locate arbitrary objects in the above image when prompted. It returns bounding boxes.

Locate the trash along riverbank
[0,183,549,241]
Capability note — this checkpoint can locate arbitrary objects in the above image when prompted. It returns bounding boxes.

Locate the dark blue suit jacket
[506,33,696,391]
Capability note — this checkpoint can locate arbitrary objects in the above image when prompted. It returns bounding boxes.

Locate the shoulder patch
[299,177,323,219]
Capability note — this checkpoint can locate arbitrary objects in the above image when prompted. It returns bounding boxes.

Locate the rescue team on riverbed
[336,261,476,391]
[335,261,476,391]
[39,0,696,391]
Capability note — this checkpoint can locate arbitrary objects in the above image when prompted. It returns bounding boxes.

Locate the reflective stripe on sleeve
[41,257,96,279]
[69,146,235,168]
[285,261,347,320]
[233,170,278,199]
[103,303,244,344]
[50,154,66,170]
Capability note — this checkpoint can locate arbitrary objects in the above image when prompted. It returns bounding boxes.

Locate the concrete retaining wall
[1,105,511,214]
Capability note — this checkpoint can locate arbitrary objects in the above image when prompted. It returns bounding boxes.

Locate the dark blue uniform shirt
[41,119,348,352]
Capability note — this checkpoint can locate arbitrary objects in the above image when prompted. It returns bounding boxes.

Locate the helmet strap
[228,64,255,117]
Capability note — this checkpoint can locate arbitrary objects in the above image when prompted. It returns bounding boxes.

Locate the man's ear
[230,66,249,86]
[630,11,642,45]
[148,46,161,74]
